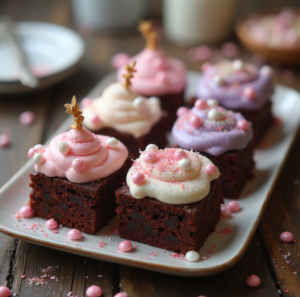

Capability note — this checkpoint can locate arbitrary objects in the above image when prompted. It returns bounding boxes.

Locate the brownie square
[29,168,123,234]
[116,178,223,254]
[201,141,255,199]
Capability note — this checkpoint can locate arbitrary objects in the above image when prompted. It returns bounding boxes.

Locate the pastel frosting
[197,60,274,110]
[116,48,186,96]
[127,147,219,205]
[29,127,128,183]
[82,82,163,138]
[172,101,253,156]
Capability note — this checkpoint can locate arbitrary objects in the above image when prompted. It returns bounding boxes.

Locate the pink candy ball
[90,114,101,124]
[86,285,102,297]
[114,293,127,297]
[143,152,157,163]
[28,147,38,159]
[246,275,261,287]
[19,111,35,126]
[228,201,240,212]
[81,98,93,107]
[0,286,10,297]
[132,172,145,185]
[68,229,82,240]
[19,206,33,218]
[195,99,208,110]
[72,158,85,172]
[190,115,202,128]
[111,53,130,69]
[237,119,250,131]
[205,164,217,175]
[280,231,294,243]
[243,87,256,100]
[220,205,230,218]
[177,107,189,117]
[118,240,133,252]
[45,218,58,230]
[174,150,187,160]
[156,71,168,83]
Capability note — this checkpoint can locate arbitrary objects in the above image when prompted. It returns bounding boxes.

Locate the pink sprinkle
[177,107,189,117]
[280,232,294,243]
[72,158,85,172]
[237,119,250,131]
[228,201,240,212]
[46,218,58,230]
[220,205,231,218]
[19,111,35,125]
[111,52,130,69]
[132,172,145,185]
[243,87,256,100]
[205,164,217,175]
[90,114,101,124]
[118,240,133,252]
[19,206,33,218]
[86,285,102,297]
[43,233,48,237]
[174,150,187,160]
[68,229,82,240]
[0,134,10,147]
[0,286,10,297]
[52,230,58,234]
[21,275,26,279]
[190,114,202,128]
[14,212,21,221]
[114,293,128,297]
[28,147,38,159]
[143,152,157,163]
[246,275,261,287]
[195,99,208,110]
[81,98,93,107]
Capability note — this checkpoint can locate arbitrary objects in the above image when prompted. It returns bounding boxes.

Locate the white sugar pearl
[213,75,225,85]
[33,152,45,165]
[260,65,273,76]
[58,142,69,155]
[185,251,200,262]
[34,144,45,153]
[207,108,223,121]
[179,158,191,170]
[133,97,146,110]
[232,59,244,71]
[106,137,118,149]
[146,144,158,151]
[148,96,160,104]
[207,99,219,107]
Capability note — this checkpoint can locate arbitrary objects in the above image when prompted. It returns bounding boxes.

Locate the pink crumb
[118,240,133,252]
[246,275,261,287]
[19,206,33,218]
[86,285,102,297]
[280,232,294,243]
[68,229,82,240]
[19,111,35,125]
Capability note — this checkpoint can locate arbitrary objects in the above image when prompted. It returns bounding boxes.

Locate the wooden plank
[120,235,279,297]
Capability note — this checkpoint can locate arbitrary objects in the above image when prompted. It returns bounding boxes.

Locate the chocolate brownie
[116,178,223,254]
[29,169,122,234]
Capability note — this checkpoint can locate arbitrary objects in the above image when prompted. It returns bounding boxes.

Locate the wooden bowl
[235,8,300,65]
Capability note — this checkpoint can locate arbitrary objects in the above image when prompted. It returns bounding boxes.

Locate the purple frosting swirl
[171,104,253,156]
[197,60,274,110]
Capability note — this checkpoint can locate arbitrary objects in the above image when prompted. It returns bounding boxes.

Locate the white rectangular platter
[0,71,300,276]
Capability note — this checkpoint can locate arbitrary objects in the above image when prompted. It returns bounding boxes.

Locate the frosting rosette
[171,100,253,156]
[28,127,128,183]
[197,60,274,110]
[127,146,219,205]
[82,82,162,138]
[117,48,186,96]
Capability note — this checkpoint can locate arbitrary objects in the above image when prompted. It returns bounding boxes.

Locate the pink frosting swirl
[31,128,128,183]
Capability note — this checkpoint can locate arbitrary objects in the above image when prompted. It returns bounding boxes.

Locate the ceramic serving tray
[0,71,299,276]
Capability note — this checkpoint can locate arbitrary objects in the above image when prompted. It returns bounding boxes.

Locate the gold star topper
[65,96,84,130]
[138,19,157,50]
[123,60,137,89]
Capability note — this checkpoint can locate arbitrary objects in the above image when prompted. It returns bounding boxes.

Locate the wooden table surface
[1,0,300,296]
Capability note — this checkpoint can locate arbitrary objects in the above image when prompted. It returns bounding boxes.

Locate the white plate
[0,71,300,276]
[0,22,85,94]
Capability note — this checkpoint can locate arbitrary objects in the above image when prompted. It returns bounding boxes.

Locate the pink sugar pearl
[81,98,93,107]
[72,158,85,172]
[243,87,256,100]
[280,232,294,243]
[28,147,38,159]
[132,172,145,185]
[45,218,58,230]
[174,150,187,160]
[0,134,10,147]
[86,285,102,297]
[143,152,157,163]
[195,99,208,110]
[90,114,101,124]
[220,205,230,218]
[19,111,35,125]
[0,286,10,297]
[68,229,82,240]
[177,107,189,117]
[156,71,168,83]
[111,52,130,69]
[237,119,250,131]
[118,240,133,252]
[190,115,202,128]
[114,293,128,297]
[246,275,261,287]
[19,206,33,218]
[228,201,240,212]
[205,164,217,175]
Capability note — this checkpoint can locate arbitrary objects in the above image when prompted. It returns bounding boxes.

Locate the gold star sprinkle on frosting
[123,61,137,89]
[65,96,84,130]
[138,19,157,50]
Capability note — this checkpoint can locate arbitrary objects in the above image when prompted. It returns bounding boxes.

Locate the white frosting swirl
[82,82,163,138]
[127,148,220,205]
